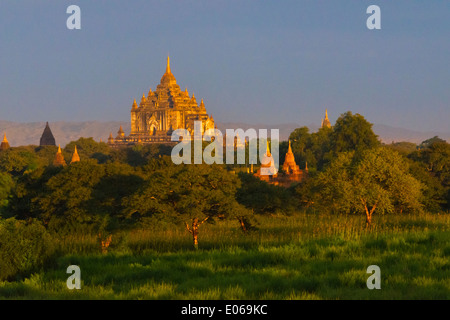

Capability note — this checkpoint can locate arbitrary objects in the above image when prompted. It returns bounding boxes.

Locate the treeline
[0,111,449,278]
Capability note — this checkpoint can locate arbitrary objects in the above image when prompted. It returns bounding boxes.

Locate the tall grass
[50,211,449,255]
[1,211,449,299]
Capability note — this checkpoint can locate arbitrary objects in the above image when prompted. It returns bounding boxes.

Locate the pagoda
[282,140,302,176]
[110,56,215,147]
[53,145,67,167]
[0,134,10,151]
[321,109,331,129]
[254,141,278,183]
[70,145,80,164]
[40,122,56,146]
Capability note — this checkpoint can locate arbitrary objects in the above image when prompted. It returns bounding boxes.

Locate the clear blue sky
[0,0,448,132]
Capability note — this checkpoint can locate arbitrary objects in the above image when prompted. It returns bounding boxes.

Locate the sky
[0,0,449,132]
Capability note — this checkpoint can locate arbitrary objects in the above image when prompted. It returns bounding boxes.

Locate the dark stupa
[40,122,56,146]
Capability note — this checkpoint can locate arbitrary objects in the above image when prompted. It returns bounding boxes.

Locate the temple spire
[70,145,80,164]
[266,140,271,157]
[166,55,171,74]
[288,140,292,153]
[131,99,138,110]
[0,134,10,151]
[53,144,67,167]
[40,122,56,146]
[321,109,331,128]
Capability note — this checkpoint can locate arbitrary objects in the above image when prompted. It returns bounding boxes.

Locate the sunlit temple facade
[109,56,215,147]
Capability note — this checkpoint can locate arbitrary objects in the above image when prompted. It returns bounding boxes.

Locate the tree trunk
[192,218,199,250]
[185,217,209,250]
[361,197,378,229]
[238,217,247,233]
[366,213,372,228]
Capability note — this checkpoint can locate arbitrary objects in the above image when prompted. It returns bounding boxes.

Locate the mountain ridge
[0,120,448,147]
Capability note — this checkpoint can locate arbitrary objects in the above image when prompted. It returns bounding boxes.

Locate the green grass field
[1,212,449,299]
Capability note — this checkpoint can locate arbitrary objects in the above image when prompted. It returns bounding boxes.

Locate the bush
[0,218,55,281]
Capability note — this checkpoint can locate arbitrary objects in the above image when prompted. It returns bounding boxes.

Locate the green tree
[0,172,14,215]
[288,126,332,172]
[410,138,450,210]
[65,137,110,163]
[315,147,423,227]
[236,172,295,215]
[0,147,41,176]
[36,159,106,226]
[330,111,380,155]
[124,164,247,249]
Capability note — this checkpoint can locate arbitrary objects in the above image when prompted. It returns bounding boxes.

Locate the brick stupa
[40,122,56,146]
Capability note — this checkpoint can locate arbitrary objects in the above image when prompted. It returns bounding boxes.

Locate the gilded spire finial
[70,145,80,164]
[166,55,171,74]
[2,134,7,143]
[57,144,62,153]
[266,140,271,157]
[325,109,329,120]
[288,140,292,153]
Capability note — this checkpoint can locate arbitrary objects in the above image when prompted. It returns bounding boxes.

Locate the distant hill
[215,122,450,145]
[0,121,130,147]
[0,120,448,147]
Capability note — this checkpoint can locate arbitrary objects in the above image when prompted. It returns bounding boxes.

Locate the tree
[288,126,332,172]
[410,138,450,210]
[124,163,248,249]
[36,159,107,226]
[0,172,14,215]
[236,172,295,216]
[0,147,41,176]
[330,111,380,155]
[386,141,418,156]
[315,147,423,227]
[65,138,110,163]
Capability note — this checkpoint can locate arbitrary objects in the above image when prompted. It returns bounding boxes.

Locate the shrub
[0,218,55,281]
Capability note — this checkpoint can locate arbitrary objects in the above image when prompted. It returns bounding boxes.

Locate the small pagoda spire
[148,88,153,97]
[321,109,331,128]
[108,132,114,144]
[140,94,146,105]
[116,125,125,140]
[53,144,66,167]
[166,55,171,74]
[288,140,293,153]
[0,134,10,151]
[70,145,80,164]
[266,140,271,157]
[305,161,309,171]
[131,99,138,110]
